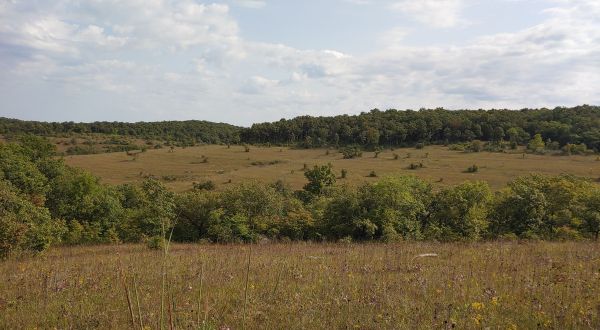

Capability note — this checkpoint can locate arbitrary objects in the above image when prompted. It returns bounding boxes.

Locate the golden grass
[1,242,599,329]
[63,145,600,191]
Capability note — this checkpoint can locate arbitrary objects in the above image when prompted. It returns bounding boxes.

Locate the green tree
[0,180,62,258]
[489,175,588,239]
[303,164,336,196]
[528,133,545,152]
[427,181,492,241]
[322,176,431,241]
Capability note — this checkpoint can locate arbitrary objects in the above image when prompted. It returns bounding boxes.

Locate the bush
[408,163,424,170]
[0,180,60,259]
[146,235,165,250]
[340,146,362,159]
[469,140,484,152]
[415,142,425,149]
[466,164,479,173]
[368,170,377,177]
[194,180,215,191]
[341,169,348,179]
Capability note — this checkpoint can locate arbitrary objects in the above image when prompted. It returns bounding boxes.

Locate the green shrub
[146,235,165,250]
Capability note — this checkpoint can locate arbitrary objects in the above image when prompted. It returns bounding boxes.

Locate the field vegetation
[1,242,600,329]
[2,107,600,329]
[63,144,600,192]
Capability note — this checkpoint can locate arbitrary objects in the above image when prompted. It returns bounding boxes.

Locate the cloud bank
[0,0,598,125]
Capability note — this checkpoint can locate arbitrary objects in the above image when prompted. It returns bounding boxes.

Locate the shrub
[415,142,425,149]
[408,163,424,170]
[341,169,348,179]
[146,235,165,250]
[469,140,484,152]
[0,180,59,259]
[368,170,377,177]
[466,164,479,173]
[194,180,216,191]
[340,146,362,159]
[426,181,492,241]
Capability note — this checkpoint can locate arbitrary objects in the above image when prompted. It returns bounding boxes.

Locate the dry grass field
[64,144,600,191]
[1,242,599,329]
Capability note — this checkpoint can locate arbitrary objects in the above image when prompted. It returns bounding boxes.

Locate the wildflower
[491,296,499,306]
[471,302,484,311]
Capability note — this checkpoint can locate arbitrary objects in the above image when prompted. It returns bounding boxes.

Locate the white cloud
[235,0,267,9]
[0,0,598,124]
[390,0,467,28]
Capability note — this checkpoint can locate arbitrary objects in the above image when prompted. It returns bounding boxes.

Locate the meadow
[64,144,600,192]
[1,242,600,329]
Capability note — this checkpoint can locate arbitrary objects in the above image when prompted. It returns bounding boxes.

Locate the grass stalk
[242,245,252,330]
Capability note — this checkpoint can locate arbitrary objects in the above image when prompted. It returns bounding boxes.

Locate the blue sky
[0,0,598,126]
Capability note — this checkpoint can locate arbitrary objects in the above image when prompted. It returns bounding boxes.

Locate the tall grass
[1,242,600,329]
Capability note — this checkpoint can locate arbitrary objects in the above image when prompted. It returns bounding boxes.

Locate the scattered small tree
[303,164,336,196]
[528,134,545,152]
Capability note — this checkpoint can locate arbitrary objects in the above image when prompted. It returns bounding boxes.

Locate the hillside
[3,105,600,150]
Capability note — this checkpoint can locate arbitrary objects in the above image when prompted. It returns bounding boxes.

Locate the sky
[0,0,599,126]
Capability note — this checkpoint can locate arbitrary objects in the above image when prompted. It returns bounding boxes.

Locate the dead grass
[63,145,600,191]
[1,242,599,329]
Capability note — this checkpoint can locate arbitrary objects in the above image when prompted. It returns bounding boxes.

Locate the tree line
[0,118,241,146]
[2,105,600,150]
[2,137,599,259]
[242,105,600,150]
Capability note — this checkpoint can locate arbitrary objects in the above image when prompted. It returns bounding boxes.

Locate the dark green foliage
[3,106,600,151]
[0,118,241,145]
[240,106,600,151]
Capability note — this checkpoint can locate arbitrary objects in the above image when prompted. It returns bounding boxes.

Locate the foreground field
[64,144,600,191]
[1,243,600,329]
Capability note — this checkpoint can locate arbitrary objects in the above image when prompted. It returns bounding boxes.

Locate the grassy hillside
[2,242,599,329]
[64,144,600,192]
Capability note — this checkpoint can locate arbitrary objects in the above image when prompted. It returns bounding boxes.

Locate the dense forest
[2,105,600,150]
[0,118,241,146]
[2,137,600,259]
[242,105,600,150]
